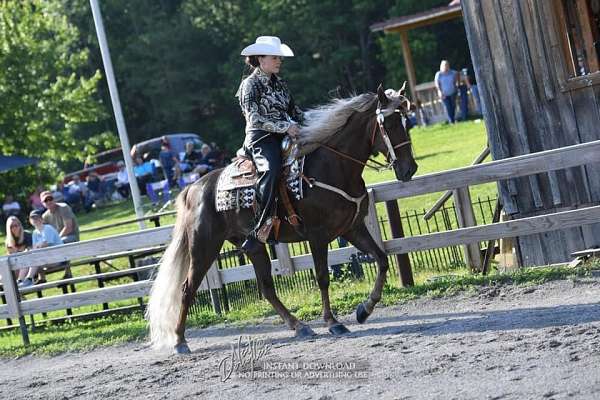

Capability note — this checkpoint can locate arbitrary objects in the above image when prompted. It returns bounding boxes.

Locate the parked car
[130,133,204,162]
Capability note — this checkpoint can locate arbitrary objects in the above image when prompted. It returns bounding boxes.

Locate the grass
[1,263,597,357]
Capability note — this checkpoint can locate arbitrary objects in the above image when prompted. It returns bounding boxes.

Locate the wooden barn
[461,0,600,266]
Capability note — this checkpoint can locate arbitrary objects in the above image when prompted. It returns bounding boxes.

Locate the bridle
[301,97,413,229]
[316,101,412,172]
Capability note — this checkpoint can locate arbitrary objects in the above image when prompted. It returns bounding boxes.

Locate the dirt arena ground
[2,276,600,400]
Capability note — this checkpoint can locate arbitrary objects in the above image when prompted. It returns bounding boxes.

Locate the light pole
[89,0,145,228]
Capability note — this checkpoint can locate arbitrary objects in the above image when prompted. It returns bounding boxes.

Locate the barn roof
[370,4,462,33]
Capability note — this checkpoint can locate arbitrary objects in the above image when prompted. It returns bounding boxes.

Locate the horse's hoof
[295,324,316,339]
[356,303,371,324]
[328,323,351,335]
[174,342,191,354]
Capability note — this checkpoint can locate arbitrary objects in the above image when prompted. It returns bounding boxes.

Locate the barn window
[556,0,600,79]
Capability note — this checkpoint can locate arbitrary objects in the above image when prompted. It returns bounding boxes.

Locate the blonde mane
[295,93,376,156]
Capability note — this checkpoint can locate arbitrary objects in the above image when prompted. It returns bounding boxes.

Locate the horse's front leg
[342,222,389,324]
[309,239,350,335]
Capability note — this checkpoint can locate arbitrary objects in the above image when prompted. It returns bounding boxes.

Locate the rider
[237,36,304,252]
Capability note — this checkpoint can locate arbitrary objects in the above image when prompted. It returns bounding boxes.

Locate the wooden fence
[3,139,600,345]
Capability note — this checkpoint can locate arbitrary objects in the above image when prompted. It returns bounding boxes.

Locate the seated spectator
[2,195,21,218]
[115,161,130,199]
[180,142,201,173]
[40,191,80,244]
[134,156,156,195]
[28,209,64,287]
[194,144,218,175]
[158,138,181,184]
[209,141,226,168]
[86,171,107,205]
[29,186,44,211]
[5,216,33,285]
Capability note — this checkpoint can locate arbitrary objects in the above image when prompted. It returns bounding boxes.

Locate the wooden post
[0,259,29,345]
[206,262,223,315]
[365,189,384,249]
[274,243,295,276]
[453,187,484,271]
[399,31,417,102]
[94,261,109,310]
[385,199,414,287]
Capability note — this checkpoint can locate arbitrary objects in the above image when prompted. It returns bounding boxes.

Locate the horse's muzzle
[393,159,418,182]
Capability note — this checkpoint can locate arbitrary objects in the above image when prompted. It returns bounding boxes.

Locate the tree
[0,0,112,200]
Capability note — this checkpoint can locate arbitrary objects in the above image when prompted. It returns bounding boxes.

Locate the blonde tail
[146,187,193,350]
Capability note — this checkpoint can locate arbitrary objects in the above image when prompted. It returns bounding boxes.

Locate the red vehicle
[63,147,123,184]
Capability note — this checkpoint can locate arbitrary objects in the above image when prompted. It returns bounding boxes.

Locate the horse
[146,84,418,354]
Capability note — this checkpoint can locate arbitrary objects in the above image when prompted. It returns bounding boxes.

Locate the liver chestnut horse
[147,84,418,353]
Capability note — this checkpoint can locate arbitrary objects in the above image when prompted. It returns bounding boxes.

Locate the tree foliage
[0,0,111,200]
[0,0,471,203]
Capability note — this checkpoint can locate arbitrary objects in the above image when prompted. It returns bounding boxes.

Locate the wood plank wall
[462,0,600,265]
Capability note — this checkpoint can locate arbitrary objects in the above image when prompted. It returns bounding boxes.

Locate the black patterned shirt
[236,68,303,146]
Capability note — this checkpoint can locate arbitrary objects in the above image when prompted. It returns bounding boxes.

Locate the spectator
[434,60,459,124]
[40,191,80,244]
[115,160,130,199]
[458,68,470,121]
[181,142,201,173]
[3,194,21,217]
[194,144,217,175]
[4,216,33,285]
[158,139,180,184]
[134,156,156,195]
[209,141,226,167]
[28,209,64,287]
[29,186,44,211]
[86,171,106,205]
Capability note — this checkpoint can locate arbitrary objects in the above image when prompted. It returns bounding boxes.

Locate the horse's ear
[399,81,407,96]
[377,83,388,105]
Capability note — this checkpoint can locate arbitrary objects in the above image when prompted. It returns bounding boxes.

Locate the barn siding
[462,0,600,265]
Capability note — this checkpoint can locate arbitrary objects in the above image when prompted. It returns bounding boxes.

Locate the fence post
[385,199,414,287]
[0,259,29,346]
[274,243,295,276]
[365,189,384,249]
[453,186,484,272]
[206,261,223,315]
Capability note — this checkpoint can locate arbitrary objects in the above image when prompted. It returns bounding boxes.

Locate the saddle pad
[216,156,305,212]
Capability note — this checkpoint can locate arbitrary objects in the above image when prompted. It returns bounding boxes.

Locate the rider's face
[259,55,282,75]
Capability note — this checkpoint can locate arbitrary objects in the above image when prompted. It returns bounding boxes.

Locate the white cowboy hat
[241,36,294,57]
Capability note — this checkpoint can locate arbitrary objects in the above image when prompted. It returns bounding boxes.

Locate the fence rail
[2,139,600,345]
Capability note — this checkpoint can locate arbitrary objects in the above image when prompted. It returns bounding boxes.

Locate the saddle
[215,147,305,237]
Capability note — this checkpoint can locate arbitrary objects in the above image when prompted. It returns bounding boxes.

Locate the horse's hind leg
[309,239,350,335]
[174,221,225,354]
[247,245,316,338]
[342,222,389,324]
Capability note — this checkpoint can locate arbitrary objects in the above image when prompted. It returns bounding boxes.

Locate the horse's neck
[307,112,373,186]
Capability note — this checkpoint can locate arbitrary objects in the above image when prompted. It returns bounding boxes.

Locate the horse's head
[372,83,418,182]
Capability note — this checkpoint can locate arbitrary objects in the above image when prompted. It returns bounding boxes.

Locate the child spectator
[27,210,64,287]
[4,216,33,285]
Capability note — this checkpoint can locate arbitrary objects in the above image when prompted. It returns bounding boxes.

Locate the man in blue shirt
[434,60,459,123]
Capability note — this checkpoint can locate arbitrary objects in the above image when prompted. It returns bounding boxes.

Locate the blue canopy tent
[0,155,38,173]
